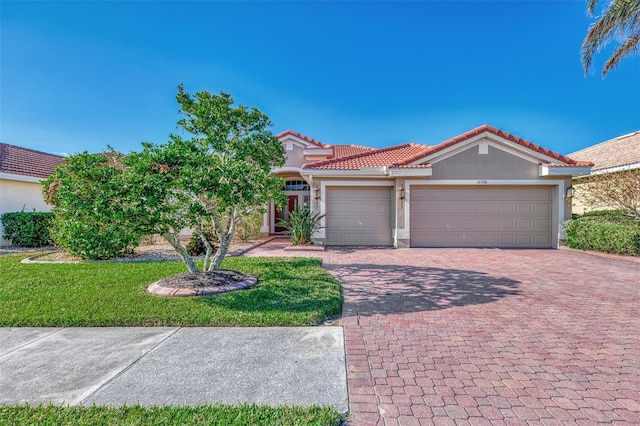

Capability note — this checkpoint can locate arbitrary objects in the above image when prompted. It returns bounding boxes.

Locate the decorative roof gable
[277,130,326,148]
[414,125,592,167]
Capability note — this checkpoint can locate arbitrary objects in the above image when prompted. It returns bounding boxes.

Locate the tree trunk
[163,232,199,273]
[199,229,214,271]
[207,215,236,271]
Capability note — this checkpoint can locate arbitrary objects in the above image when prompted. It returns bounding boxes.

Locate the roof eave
[0,172,45,183]
[539,165,593,177]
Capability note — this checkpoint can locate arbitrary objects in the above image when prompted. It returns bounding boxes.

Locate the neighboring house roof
[568,130,640,172]
[302,124,592,170]
[303,143,432,170]
[0,143,65,179]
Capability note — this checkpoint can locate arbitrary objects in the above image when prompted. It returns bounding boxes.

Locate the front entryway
[271,179,311,234]
[275,195,298,232]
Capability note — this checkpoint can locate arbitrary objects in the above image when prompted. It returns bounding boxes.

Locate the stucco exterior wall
[0,177,51,245]
[431,145,539,180]
[282,143,309,168]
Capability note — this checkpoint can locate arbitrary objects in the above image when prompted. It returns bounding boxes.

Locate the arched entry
[274,179,311,233]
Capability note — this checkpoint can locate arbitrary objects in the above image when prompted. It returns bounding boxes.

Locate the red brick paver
[244,243,640,425]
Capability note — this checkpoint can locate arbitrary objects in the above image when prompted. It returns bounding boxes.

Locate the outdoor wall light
[565,186,574,199]
[397,185,405,201]
[313,185,320,201]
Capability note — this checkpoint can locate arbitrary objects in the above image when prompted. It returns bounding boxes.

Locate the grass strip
[0,403,343,426]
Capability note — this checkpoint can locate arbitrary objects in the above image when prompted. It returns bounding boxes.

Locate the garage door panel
[410,185,552,248]
[326,187,393,246]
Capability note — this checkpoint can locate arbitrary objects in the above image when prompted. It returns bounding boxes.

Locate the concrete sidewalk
[0,327,347,412]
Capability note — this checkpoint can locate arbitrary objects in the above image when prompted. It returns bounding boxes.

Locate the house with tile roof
[0,143,65,245]
[567,130,640,214]
[269,125,592,248]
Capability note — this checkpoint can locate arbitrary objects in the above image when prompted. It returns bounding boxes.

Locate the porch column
[260,208,269,236]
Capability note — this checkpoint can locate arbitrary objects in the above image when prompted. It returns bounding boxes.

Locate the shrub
[564,214,640,256]
[42,152,145,260]
[186,230,218,256]
[50,218,141,260]
[0,211,53,247]
[235,211,262,243]
[277,208,325,246]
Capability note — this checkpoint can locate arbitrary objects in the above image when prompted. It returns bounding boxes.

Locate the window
[283,180,310,191]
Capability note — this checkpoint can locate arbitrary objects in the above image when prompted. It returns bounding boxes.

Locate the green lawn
[0,254,342,327]
[0,404,343,426]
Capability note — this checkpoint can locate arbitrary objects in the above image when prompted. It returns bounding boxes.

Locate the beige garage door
[326,187,393,246]
[410,186,552,248]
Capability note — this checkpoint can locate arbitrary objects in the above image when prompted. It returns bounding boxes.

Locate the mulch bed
[157,270,250,288]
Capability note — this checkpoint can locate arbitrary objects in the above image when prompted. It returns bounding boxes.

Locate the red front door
[275,195,298,233]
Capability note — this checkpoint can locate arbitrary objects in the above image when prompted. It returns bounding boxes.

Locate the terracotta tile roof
[302,143,431,170]
[0,143,65,179]
[277,130,326,148]
[418,124,592,166]
[330,144,376,158]
[300,125,591,171]
[568,131,640,171]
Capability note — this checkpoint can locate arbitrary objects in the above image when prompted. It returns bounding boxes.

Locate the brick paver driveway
[246,242,640,425]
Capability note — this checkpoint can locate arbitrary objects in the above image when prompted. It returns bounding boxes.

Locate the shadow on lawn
[324,262,521,317]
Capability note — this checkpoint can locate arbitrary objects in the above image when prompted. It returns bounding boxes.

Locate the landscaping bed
[0,254,342,327]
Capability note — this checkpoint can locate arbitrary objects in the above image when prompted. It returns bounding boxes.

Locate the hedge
[0,212,54,247]
[564,213,640,256]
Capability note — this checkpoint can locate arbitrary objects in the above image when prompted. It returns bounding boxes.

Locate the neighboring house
[0,143,65,245]
[567,131,640,214]
[267,125,592,249]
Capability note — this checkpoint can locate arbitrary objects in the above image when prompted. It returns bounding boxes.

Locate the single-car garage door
[326,187,393,246]
[410,186,552,248]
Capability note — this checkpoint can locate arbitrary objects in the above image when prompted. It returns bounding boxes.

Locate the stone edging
[147,275,258,297]
[283,245,325,251]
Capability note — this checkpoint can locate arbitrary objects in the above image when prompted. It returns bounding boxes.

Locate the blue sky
[1,1,639,157]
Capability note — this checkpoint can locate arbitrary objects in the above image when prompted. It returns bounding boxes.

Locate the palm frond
[581,0,640,76]
[602,32,640,75]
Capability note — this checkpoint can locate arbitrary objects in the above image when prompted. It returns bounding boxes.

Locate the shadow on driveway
[326,263,521,316]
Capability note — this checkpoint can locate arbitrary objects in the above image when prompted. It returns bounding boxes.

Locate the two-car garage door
[410,186,552,248]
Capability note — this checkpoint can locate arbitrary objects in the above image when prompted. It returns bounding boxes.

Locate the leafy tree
[123,85,286,272]
[582,0,640,77]
[43,86,285,271]
[42,152,144,260]
[577,169,640,220]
